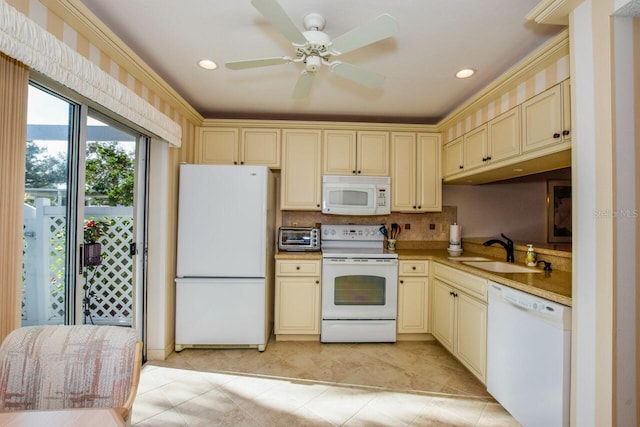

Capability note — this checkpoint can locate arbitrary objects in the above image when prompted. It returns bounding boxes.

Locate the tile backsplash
[281,206,457,242]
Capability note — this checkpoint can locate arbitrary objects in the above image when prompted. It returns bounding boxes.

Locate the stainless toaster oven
[278,227,320,251]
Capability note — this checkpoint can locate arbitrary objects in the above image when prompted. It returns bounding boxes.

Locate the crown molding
[42,0,203,125]
[437,28,569,132]
[525,0,583,25]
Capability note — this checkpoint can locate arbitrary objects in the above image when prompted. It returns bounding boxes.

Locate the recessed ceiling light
[455,68,476,79]
[198,59,218,70]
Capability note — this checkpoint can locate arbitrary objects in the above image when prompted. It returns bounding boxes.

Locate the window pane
[23,85,71,325]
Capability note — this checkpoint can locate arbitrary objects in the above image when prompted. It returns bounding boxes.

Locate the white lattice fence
[22,201,134,326]
[83,211,134,325]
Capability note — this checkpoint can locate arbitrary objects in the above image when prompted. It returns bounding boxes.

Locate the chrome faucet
[483,233,515,263]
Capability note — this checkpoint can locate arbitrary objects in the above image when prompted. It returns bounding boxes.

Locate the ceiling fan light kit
[225,0,399,98]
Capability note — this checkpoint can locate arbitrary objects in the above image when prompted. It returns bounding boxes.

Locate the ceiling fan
[225,0,399,98]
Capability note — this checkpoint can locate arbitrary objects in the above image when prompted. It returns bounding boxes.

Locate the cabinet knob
[240,161,244,165]
[315,280,319,284]
[316,204,320,208]
[233,161,238,165]
[357,170,361,174]
[417,205,421,209]
[553,133,561,139]
[400,280,404,284]
[449,291,455,296]
[459,165,464,169]
[563,130,570,136]
[413,205,417,209]
[486,156,492,161]
[482,157,486,162]
[352,170,356,174]
[412,266,416,270]
[296,266,300,270]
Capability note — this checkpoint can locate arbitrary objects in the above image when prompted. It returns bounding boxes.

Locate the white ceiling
[79,0,563,123]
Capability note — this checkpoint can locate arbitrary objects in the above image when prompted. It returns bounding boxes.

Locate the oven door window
[334,275,385,305]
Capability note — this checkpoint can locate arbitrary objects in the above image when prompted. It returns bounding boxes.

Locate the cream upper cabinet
[521,81,571,152]
[443,137,464,176]
[241,128,281,167]
[281,129,322,210]
[463,124,488,171]
[487,106,521,163]
[196,128,239,164]
[432,263,488,384]
[323,130,389,176]
[197,127,280,167]
[397,260,430,335]
[275,260,321,338]
[391,132,441,212]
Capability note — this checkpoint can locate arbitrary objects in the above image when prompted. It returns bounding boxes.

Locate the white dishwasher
[487,281,571,427]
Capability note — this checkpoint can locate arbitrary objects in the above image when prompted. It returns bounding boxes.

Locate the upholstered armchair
[0,325,142,424]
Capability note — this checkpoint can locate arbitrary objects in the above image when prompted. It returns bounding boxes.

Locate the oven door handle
[323,258,398,265]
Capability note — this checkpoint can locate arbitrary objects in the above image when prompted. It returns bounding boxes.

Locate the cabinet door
[358,131,389,176]
[455,291,487,383]
[416,133,441,211]
[275,276,320,334]
[432,279,455,352]
[323,130,357,175]
[390,132,416,211]
[281,129,322,210]
[443,137,464,177]
[463,124,488,170]
[488,107,520,163]
[521,84,563,152]
[241,128,280,167]
[397,276,429,333]
[197,128,239,164]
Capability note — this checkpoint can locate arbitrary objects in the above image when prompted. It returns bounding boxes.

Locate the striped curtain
[0,52,28,343]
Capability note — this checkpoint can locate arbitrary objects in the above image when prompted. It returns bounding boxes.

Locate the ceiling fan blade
[251,0,307,45]
[330,62,385,88]
[329,14,399,55]
[225,57,292,70]
[292,71,315,98]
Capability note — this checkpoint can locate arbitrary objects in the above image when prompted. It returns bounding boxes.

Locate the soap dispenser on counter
[525,244,537,266]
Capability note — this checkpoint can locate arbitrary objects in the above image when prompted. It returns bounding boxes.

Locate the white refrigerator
[175,164,276,352]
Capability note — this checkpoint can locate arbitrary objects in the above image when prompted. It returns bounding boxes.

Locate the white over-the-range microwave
[322,175,391,215]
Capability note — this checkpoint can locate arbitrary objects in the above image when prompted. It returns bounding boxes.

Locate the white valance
[0,0,181,147]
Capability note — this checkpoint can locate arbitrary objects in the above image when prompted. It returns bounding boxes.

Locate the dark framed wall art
[547,179,572,243]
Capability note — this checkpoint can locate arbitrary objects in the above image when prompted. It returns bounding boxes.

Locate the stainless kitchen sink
[447,256,491,262]
[462,260,542,273]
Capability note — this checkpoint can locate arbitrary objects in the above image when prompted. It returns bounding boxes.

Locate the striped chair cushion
[0,325,137,411]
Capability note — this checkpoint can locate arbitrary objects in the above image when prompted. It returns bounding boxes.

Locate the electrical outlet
[440,223,447,233]
[429,223,435,230]
[404,224,411,230]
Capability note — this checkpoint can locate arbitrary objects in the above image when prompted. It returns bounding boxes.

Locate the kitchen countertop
[276,248,572,307]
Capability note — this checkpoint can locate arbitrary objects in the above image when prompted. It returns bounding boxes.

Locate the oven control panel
[321,224,384,241]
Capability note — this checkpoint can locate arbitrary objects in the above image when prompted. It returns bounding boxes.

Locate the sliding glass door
[23,83,148,328]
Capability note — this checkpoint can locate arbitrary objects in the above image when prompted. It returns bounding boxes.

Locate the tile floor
[132,338,520,426]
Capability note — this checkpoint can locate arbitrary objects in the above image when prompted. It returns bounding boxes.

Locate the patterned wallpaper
[441,43,570,143]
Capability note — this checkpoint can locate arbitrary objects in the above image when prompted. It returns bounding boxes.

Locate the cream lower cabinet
[281,129,322,210]
[390,132,442,212]
[397,260,430,337]
[274,260,321,340]
[432,263,488,383]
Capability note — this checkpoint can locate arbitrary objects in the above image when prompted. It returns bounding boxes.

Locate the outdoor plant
[83,216,114,243]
